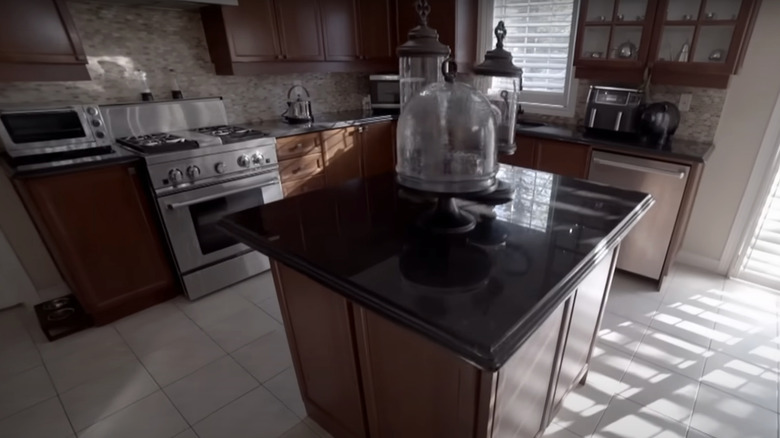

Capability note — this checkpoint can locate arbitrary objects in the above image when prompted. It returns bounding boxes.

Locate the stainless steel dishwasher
[588,151,690,280]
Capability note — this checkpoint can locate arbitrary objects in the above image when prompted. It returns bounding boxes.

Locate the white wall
[679,0,780,272]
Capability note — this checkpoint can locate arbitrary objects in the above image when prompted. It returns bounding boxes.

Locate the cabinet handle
[358,127,364,133]
[293,143,302,149]
[292,167,301,174]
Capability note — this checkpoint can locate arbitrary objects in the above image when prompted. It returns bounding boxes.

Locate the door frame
[724,88,780,278]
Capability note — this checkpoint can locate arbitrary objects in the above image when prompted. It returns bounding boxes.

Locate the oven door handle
[166,178,280,210]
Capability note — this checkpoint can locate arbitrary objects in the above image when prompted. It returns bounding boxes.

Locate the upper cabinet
[574,0,759,87]
[0,0,89,81]
[202,0,398,74]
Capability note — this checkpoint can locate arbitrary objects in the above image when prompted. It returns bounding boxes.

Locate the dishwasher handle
[592,157,687,179]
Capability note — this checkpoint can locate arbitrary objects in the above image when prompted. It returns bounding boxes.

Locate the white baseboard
[675,250,724,274]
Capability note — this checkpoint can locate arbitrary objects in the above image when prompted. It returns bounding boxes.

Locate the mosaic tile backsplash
[0,2,725,143]
[532,81,727,143]
[0,1,369,125]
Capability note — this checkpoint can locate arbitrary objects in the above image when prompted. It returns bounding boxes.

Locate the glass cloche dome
[396,61,498,195]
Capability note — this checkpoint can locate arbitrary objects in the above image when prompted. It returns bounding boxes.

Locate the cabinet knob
[358,127,364,133]
[293,143,302,149]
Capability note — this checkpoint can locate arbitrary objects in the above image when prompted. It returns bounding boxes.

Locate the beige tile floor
[0,265,778,438]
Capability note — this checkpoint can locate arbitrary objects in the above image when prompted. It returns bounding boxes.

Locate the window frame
[477,0,581,118]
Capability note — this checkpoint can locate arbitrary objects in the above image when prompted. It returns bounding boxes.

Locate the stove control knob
[86,107,98,116]
[214,162,226,174]
[251,153,264,165]
[237,154,250,167]
[186,165,201,179]
[168,168,184,184]
[91,119,102,128]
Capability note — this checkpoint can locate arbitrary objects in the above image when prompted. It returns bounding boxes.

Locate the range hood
[84,0,238,9]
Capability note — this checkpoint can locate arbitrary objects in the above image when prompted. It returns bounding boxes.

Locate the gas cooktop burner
[194,125,268,144]
[118,133,199,154]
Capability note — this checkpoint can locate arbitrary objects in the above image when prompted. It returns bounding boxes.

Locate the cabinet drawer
[280,153,323,182]
[282,174,325,198]
[277,133,322,160]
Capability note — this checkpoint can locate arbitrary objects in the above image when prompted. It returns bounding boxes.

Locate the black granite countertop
[2,146,140,178]
[516,123,714,163]
[220,165,652,370]
[246,110,397,138]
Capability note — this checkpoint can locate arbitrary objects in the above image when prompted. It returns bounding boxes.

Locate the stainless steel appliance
[588,151,689,280]
[0,105,111,157]
[369,75,400,111]
[281,85,314,124]
[103,98,282,300]
[584,86,643,135]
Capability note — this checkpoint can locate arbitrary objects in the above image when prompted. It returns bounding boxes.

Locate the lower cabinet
[14,162,179,324]
[277,120,396,198]
[270,247,617,438]
[500,135,592,179]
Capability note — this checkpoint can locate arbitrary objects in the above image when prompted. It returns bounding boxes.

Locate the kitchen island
[220,165,653,438]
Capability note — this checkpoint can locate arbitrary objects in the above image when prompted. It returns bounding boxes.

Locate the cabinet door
[213,0,282,62]
[17,164,177,324]
[535,140,592,178]
[499,135,536,168]
[357,0,395,61]
[354,306,481,438]
[272,263,367,438]
[360,121,395,178]
[323,128,362,187]
[552,249,614,410]
[276,0,325,61]
[321,0,359,61]
[0,0,86,65]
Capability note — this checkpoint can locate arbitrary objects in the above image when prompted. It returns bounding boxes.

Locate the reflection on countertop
[219,165,653,370]
[245,110,397,138]
[516,123,714,163]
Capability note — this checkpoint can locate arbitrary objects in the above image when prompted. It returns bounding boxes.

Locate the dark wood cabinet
[535,139,592,179]
[276,0,325,61]
[323,127,363,188]
[269,248,618,438]
[356,0,396,62]
[272,263,367,438]
[502,135,592,179]
[360,121,395,178]
[14,163,178,324]
[321,0,360,61]
[574,0,760,87]
[203,0,398,74]
[202,0,281,67]
[0,0,89,81]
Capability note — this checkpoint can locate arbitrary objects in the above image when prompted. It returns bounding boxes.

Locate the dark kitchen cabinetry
[574,0,759,87]
[360,121,395,178]
[323,127,362,188]
[202,0,396,74]
[14,163,179,324]
[276,0,325,61]
[0,0,89,81]
[500,136,591,179]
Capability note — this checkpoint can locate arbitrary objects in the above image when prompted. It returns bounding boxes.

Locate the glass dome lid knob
[473,21,523,78]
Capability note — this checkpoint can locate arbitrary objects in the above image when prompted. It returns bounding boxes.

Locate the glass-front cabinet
[574,0,759,87]
[575,0,658,75]
[649,0,748,87]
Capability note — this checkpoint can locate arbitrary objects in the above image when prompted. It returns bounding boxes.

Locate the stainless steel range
[101,98,282,300]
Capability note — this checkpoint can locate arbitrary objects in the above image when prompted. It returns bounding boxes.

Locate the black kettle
[639,101,680,146]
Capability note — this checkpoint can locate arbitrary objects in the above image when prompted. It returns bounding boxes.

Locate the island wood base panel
[270,248,618,438]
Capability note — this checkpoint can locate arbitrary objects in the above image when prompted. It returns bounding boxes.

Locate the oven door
[0,107,95,156]
[158,170,283,274]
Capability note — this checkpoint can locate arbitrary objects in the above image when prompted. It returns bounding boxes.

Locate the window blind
[738,164,780,288]
[492,0,576,94]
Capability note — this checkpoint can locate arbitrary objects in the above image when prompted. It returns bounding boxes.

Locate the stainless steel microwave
[0,105,111,158]
[369,75,400,110]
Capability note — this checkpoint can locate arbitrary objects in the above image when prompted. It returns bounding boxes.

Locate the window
[479,0,579,116]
